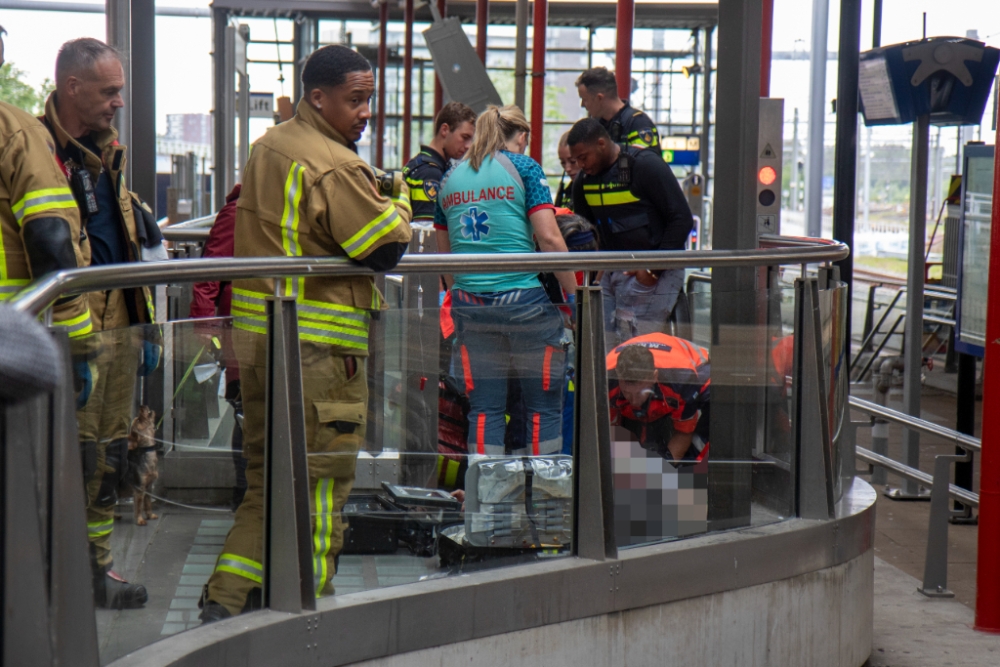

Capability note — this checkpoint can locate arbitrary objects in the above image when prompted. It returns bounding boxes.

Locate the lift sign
[249,92,274,118]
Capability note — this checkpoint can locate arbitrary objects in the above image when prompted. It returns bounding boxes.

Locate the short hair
[567,118,610,147]
[616,345,657,382]
[434,101,476,135]
[55,38,121,84]
[576,67,618,97]
[301,45,372,91]
[556,213,598,252]
[558,130,571,149]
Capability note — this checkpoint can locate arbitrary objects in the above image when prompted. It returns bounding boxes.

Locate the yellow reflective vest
[232,100,413,355]
[0,100,93,338]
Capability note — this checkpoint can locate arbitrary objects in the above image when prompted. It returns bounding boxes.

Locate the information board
[956,144,995,356]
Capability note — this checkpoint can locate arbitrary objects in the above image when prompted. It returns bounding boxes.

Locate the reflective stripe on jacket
[41,93,154,329]
[0,101,92,336]
[232,99,413,355]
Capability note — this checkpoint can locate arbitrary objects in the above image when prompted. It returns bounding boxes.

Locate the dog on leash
[127,405,159,526]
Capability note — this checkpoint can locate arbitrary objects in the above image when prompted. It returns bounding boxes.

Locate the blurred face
[310,69,375,142]
[577,84,604,118]
[61,56,125,135]
[570,137,614,176]
[558,144,580,178]
[618,377,657,409]
[440,120,475,161]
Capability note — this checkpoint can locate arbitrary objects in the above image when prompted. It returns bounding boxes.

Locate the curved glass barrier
[72,316,256,664]
[2,250,849,664]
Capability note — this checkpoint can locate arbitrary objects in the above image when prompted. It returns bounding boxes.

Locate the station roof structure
[210,0,719,30]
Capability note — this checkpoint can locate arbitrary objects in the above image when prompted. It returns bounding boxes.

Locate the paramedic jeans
[451,287,566,457]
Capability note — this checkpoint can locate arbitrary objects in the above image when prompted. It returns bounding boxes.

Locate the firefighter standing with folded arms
[39,37,159,610]
[200,45,413,622]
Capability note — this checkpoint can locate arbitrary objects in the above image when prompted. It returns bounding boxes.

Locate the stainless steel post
[237,24,251,179]
[894,114,931,499]
[130,0,156,205]
[2,397,56,665]
[791,107,800,211]
[263,296,315,613]
[805,0,829,238]
[919,452,969,597]
[573,285,616,560]
[213,8,234,210]
[106,0,131,188]
[700,26,714,204]
[47,334,100,667]
[513,0,528,110]
[709,0,762,530]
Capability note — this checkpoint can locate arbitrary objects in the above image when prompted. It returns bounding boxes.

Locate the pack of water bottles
[464,455,573,549]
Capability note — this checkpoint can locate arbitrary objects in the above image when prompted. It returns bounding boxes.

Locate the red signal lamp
[758,166,777,186]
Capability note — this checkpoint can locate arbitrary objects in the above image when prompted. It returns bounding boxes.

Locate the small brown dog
[127,405,159,526]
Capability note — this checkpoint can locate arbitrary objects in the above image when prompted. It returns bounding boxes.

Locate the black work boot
[199,601,232,624]
[94,570,148,609]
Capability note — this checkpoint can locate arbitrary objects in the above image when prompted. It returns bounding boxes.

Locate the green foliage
[0,62,52,115]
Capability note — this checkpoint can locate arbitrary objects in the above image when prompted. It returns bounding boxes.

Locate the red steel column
[976,104,1000,633]
[761,0,774,96]
[434,0,446,114]
[530,0,547,160]
[476,0,488,63]
[403,0,414,162]
[615,0,634,100]
[376,0,388,169]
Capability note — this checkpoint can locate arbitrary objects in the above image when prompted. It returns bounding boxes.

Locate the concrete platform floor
[853,368,982,610]
[870,557,1000,667]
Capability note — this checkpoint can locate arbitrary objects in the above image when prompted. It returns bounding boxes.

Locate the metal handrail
[163,213,217,229]
[9,237,848,316]
[855,446,979,507]
[161,228,212,242]
[848,395,981,452]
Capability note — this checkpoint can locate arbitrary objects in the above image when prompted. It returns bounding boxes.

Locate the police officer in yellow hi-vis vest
[0,26,91,338]
[42,37,159,610]
[200,45,413,622]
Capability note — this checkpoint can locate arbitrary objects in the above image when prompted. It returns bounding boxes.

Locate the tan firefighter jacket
[232,99,413,355]
[0,100,92,338]
[41,93,154,330]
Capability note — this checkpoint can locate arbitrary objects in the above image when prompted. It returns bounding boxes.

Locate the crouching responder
[199,44,413,623]
[607,333,710,466]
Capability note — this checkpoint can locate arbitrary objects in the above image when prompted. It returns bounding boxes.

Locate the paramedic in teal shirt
[434,105,578,457]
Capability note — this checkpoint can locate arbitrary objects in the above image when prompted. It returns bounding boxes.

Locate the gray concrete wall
[348,550,874,667]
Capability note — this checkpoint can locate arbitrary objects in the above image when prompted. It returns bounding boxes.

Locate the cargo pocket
[310,401,366,479]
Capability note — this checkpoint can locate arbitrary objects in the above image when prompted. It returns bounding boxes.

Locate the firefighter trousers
[206,331,368,616]
[77,294,139,571]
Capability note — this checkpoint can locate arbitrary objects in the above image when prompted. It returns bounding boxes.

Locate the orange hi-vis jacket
[607,333,711,462]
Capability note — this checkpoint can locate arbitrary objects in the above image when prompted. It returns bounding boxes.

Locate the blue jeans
[602,269,684,346]
[451,287,566,456]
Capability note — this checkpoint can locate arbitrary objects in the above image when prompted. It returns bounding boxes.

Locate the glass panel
[331,277,575,598]
[603,279,798,549]
[76,315,258,665]
[959,153,993,348]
